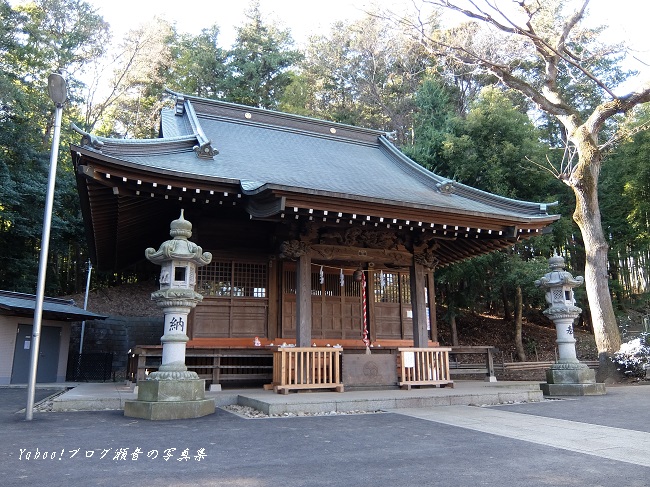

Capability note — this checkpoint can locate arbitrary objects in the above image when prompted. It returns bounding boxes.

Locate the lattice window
[400,274,411,304]
[234,262,267,297]
[373,271,411,304]
[198,261,267,298]
[198,262,232,296]
[324,273,342,297]
[311,273,322,296]
[283,268,359,297]
[374,271,400,303]
[283,269,296,294]
[343,274,360,297]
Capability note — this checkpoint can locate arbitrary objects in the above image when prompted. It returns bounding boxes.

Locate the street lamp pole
[25,73,67,421]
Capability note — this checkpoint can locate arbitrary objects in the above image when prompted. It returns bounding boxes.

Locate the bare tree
[81,18,174,135]
[390,0,650,379]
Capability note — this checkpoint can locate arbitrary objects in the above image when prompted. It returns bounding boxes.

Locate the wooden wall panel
[192,297,267,338]
[374,304,402,339]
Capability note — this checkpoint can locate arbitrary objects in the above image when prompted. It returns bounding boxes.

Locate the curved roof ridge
[71,123,201,156]
[451,180,557,215]
[174,95,217,159]
[378,135,451,187]
[378,136,556,216]
[164,88,388,138]
[72,123,197,145]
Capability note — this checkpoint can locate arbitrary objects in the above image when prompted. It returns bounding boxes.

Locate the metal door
[11,324,61,383]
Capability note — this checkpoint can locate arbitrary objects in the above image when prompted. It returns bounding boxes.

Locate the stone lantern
[534,255,605,396]
[124,210,216,419]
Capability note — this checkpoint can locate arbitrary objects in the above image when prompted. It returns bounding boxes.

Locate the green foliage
[0,0,108,294]
[298,12,431,142]
[441,86,551,200]
[402,75,459,171]
[167,25,228,99]
[222,0,302,109]
[435,250,549,316]
[604,107,650,249]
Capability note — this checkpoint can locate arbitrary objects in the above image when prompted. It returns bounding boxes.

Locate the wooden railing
[398,347,453,390]
[497,360,599,371]
[269,347,344,394]
[449,346,498,382]
[127,346,273,384]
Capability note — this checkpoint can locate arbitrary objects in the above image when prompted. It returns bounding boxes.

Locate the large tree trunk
[569,133,622,381]
[501,285,512,321]
[514,286,526,362]
[449,311,459,346]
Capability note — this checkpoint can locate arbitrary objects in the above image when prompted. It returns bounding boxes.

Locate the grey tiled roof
[0,291,107,321]
[76,94,556,221]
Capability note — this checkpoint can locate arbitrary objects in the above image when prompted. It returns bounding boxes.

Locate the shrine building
[71,91,559,386]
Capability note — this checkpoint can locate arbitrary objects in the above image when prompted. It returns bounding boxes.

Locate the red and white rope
[361,271,370,347]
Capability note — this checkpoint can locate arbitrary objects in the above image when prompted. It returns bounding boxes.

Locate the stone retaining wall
[69,316,163,379]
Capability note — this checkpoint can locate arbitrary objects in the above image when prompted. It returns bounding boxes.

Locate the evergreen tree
[0,0,109,294]
[223,0,302,109]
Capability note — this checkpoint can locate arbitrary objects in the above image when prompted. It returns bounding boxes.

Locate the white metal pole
[79,260,92,355]
[25,74,66,421]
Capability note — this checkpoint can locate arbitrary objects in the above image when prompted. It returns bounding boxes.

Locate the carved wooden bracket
[414,248,439,269]
[318,227,399,249]
[311,244,412,265]
[279,240,310,260]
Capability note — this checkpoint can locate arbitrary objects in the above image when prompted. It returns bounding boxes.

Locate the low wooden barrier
[270,347,344,394]
[128,346,273,384]
[497,360,599,371]
[449,346,498,382]
[397,347,453,390]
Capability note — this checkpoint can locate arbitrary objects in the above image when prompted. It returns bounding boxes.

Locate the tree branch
[600,117,650,152]
[424,0,618,99]
[586,83,650,135]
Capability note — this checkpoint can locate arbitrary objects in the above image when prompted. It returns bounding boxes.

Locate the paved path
[394,405,650,467]
[1,383,648,486]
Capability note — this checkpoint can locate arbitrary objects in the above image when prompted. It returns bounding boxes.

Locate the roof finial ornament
[437,181,454,195]
[70,123,104,150]
[175,95,185,116]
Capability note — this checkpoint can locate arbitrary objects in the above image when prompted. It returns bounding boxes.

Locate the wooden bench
[449,346,498,382]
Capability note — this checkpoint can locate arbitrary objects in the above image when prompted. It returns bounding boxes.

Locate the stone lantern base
[540,363,606,396]
[124,379,215,420]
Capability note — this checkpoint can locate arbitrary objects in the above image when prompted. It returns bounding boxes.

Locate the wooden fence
[269,347,344,394]
[398,347,454,390]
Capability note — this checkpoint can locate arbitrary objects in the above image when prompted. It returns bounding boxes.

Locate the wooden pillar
[267,258,278,341]
[295,252,312,347]
[426,270,438,343]
[410,260,428,347]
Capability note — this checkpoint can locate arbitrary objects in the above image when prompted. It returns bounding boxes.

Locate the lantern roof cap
[170,209,192,240]
[535,254,584,289]
[145,211,212,266]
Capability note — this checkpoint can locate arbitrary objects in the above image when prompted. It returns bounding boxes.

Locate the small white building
[0,290,105,384]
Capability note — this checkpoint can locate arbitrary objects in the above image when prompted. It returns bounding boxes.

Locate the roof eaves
[72,144,241,187]
[241,182,559,225]
[0,291,107,321]
[378,136,558,217]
